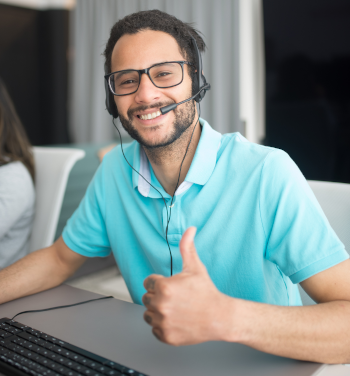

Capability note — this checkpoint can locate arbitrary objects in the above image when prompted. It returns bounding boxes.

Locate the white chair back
[29,147,85,252]
[299,180,350,305]
[308,180,350,255]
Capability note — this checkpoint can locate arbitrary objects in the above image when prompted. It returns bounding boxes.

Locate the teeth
[140,111,161,120]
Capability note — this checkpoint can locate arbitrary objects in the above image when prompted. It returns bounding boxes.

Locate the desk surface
[0,285,344,376]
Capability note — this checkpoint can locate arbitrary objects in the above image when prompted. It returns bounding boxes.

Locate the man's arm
[226,259,350,363]
[143,228,350,364]
[0,236,87,305]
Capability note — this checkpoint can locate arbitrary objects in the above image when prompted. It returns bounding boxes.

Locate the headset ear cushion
[109,92,119,118]
[192,68,200,98]
[190,36,209,103]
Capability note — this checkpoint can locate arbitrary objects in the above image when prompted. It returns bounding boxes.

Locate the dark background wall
[0,3,70,145]
[263,0,350,183]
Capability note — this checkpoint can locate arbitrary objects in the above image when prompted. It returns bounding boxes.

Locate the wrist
[215,295,251,343]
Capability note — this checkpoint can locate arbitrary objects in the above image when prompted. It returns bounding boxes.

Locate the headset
[104,35,210,118]
[103,34,210,276]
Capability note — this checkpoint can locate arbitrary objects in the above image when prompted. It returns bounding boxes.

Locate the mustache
[127,101,175,119]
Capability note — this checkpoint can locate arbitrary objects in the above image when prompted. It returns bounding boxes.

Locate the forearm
[223,298,350,364]
[0,246,78,305]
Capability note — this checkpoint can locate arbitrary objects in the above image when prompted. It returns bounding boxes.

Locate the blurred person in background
[0,78,35,269]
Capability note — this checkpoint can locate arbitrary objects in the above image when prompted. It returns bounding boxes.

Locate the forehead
[111,30,185,72]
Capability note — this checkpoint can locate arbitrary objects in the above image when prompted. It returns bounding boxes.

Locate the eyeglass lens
[109,62,183,95]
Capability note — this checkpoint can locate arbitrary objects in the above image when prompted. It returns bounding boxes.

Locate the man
[1,10,350,364]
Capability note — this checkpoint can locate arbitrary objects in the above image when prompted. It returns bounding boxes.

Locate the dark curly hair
[103,9,206,85]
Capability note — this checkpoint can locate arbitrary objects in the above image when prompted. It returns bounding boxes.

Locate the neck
[143,118,201,196]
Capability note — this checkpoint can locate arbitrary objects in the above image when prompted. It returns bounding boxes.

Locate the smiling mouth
[137,110,162,120]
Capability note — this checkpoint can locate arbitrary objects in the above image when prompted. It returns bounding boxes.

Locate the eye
[155,71,172,78]
[120,79,137,85]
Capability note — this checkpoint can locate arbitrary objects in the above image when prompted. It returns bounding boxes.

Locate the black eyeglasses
[104,61,194,96]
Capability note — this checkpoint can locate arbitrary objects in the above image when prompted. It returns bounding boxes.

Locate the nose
[134,72,161,104]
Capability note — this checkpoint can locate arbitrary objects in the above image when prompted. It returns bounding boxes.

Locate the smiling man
[1,10,350,364]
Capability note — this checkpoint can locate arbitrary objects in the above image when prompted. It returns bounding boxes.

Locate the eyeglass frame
[104,60,195,96]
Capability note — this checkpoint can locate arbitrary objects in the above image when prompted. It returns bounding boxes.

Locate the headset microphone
[160,83,211,115]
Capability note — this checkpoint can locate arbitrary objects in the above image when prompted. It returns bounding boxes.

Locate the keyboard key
[12,338,25,345]
[106,363,125,373]
[82,368,95,375]
[57,365,70,375]
[60,358,75,368]
[95,365,108,373]
[69,353,84,363]
[0,331,12,339]
[60,349,72,357]
[18,331,35,341]
[87,361,99,369]
[5,343,17,351]
[104,361,120,369]
[0,345,10,355]
[62,343,106,364]
[71,363,88,373]
[37,339,48,347]
[22,342,35,350]
[77,357,91,366]
[104,370,123,376]
[46,336,59,344]
[42,370,54,376]
[0,323,11,331]
[47,352,59,361]
[37,357,51,367]
[26,329,43,337]
[50,345,62,354]
[46,361,61,371]
[9,321,29,330]
[66,371,80,376]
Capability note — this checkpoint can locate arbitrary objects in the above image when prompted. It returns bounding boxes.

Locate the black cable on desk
[11,295,114,320]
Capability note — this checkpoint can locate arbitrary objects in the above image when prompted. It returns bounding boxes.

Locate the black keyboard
[0,318,148,376]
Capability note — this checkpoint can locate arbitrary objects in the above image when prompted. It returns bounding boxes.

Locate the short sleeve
[62,162,111,257]
[260,150,349,283]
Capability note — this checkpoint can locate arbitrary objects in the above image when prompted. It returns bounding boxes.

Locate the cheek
[115,97,131,116]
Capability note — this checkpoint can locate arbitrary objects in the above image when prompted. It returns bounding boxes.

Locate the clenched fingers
[143,274,164,293]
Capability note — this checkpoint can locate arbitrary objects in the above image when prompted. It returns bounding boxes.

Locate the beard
[118,99,196,150]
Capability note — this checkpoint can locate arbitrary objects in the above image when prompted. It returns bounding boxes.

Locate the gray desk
[0,285,346,376]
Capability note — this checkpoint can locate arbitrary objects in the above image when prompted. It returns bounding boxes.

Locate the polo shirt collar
[132,118,222,198]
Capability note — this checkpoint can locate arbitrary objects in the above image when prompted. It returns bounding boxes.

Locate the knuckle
[143,312,152,325]
[157,302,170,317]
[142,293,151,306]
[152,327,163,342]
[162,329,176,345]
[158,281,171,297]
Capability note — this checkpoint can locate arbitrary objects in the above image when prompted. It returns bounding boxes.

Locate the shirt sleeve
[62,161,111,258]
[0,163,34,239]
[259,149,349,284]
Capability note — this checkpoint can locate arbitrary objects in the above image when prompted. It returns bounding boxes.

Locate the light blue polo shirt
[62,119,348,305]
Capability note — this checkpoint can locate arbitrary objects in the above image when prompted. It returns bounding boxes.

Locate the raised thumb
[179,227,202,273]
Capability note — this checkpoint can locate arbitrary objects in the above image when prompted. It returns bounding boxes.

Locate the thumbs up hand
[143,227,233,346]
